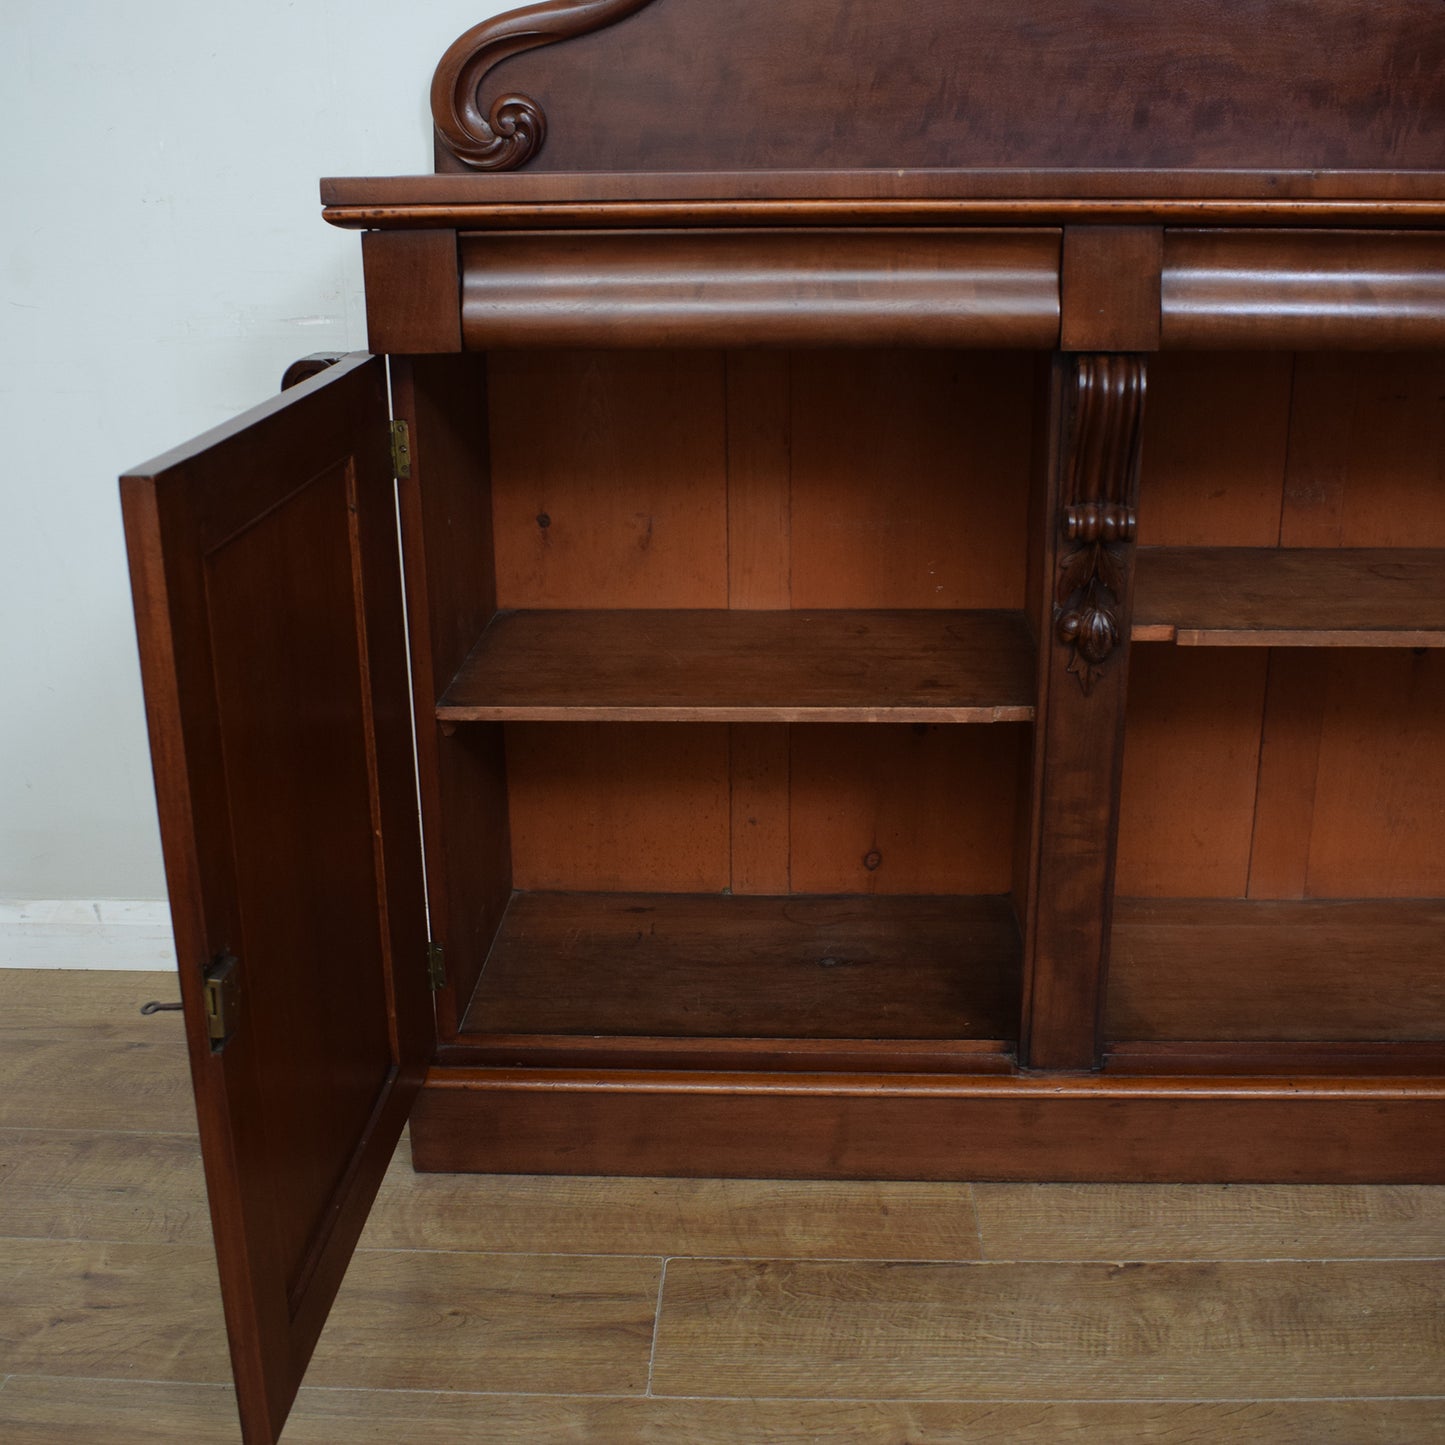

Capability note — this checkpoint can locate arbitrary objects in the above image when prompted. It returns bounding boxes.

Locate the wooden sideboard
[121,3,1445,1439]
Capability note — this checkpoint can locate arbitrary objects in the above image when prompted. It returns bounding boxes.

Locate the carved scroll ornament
[431,0,656,170]
[1055,355,1146,694]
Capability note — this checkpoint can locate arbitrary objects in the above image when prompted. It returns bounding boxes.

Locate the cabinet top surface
[320,168,1445,230]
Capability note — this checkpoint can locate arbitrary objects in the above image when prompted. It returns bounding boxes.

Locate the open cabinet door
[121,354,431,1444]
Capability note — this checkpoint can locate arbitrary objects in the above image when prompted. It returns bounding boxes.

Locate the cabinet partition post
[362,231,463,354]
[1022,353,1146,1071]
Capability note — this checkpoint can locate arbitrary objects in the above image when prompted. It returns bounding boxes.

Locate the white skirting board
[0,900,177,970]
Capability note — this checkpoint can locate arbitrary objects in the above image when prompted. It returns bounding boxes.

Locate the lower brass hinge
[389,419,412,479]
[427,941,446,991]
[203,953,240,1049]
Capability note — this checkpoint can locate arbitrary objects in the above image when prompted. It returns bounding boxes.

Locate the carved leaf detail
[1094,543,1126,599]
[1054,355,1146,695]
[1057,544,1098,603]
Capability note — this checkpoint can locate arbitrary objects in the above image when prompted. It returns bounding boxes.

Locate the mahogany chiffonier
[121,2,1445,1439]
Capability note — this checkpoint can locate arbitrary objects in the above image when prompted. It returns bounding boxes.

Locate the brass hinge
[389,419,412,479]
[203,953,240,1049]
[427,941,446,991]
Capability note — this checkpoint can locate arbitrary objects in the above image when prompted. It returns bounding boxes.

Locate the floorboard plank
[650,1258,1445,1400]
[4,1378,1444,1445]
[0,970,194,1133]
[9,971,1445,1439]
[0,1239,231,1382]
[0,1130,207,1244]
[306,1250,661,1394]
[974,1183,1445,1261]
[0,1238,658,1395]
[0,1377,239,1443]
[364,1152,982,1260]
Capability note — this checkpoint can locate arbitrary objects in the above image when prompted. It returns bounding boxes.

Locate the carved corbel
[1055,354,1146,694]
[431,0,656,170]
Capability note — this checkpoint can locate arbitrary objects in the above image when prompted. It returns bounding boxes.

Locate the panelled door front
[121,354,431,1444]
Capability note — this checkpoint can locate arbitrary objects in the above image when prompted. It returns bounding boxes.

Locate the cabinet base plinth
[409,1067,1445,1183]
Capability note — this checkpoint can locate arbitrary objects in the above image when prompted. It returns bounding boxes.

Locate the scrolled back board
[433,0,1445,176]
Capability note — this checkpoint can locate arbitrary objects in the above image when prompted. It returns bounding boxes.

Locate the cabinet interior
[411,348,1041,1061]
[405,346,1445,1066]
[1113,351,1445,1047]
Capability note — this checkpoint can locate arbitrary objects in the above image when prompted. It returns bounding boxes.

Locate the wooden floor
[2,971,1445,1443]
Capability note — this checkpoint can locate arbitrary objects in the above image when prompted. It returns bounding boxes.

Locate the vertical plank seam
[1243,649,1277,901]
[723,352,734,609]
[724,354,736,892]
[726,726,737,895]
[1275,354,1299,548]
[1298,655,1329,901]
[783,722,792,893]
[644,1256,670,1397]
[782,349,794,608]
[782,351,793,893]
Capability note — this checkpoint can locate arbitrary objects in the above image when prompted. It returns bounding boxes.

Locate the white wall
[0,0,510,906]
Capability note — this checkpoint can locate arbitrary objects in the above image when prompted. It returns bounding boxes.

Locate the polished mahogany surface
[123,5,1445,1440]
[122,358,430,1443]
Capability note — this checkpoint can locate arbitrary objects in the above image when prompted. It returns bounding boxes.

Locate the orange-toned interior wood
[1120,352,1445,905]
[483,349,1037,899]
[1115,352,1444,1045]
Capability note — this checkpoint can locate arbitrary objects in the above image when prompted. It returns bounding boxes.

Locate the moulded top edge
[322,173,1445,232]
[320,168,1445,207]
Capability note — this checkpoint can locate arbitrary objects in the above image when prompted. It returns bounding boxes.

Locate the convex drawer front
[458,229,1063,349]
[371,227,1445,357]
[1161,230,1445,349]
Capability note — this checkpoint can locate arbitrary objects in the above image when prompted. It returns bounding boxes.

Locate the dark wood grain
[411,1068,1445,1182]
[323,167,1445,216]
[431,0,651,171]
[438,0,1445,176]
[438,609,1036,723]
[457,891,1021,1042]
[120,356,430,1445]
[361,231,461,353]
[459,230,1060,349]
[1022,354,1146,1070]
[1132,547,1445,646]
[1108,899,1445,1043]
[391,355,511,1040]
[1163,230,1445,349]
[121,1,1445,1426]
[1060,227,1162,353]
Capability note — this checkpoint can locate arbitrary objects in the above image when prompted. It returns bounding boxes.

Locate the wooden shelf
[1132,548,1445,647]
[457,891,1021,1041]
[437,609,1036,723]
[1108,898,1445,1042]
